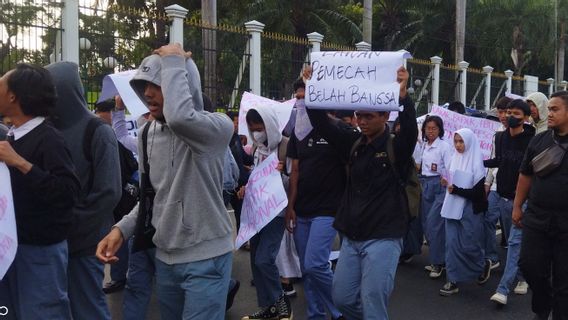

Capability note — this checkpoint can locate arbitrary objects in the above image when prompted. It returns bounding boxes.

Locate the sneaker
[514,281,529,295]
[281,282,296,298]
[490,292,508,305]
[477,259,491,285]
[429,265,445,279]
[241,305,279,320]
[102,280,126,294]
[439,282,459,296]
[276,294,293,320]
[424,264,434,272]
[489,260,501,270]
[399,254,413,264]
[226,279,240,311]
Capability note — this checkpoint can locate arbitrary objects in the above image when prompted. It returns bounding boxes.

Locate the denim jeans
[123,238,156,320]
[496,226,524,296]
[155,251,232,320]
[484,191,501,262]
[294,216,341,320]
[68,255,111,320]
[110,241,129,282]
[333,237,402,320]
[250,216,285,307]
[496,194,513,247]
[0,241,72,320]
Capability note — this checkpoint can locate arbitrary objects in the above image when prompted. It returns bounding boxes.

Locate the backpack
[83,117,140,222]
[223,147,240,191]
[349,134,421,218]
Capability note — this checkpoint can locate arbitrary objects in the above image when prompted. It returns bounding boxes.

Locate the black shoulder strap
[386,134,404,183]
[141,121,152,176]
[346,136,363,177]
[83,117,105,192]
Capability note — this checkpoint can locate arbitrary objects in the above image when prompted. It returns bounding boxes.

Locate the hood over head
[130,54,204,116]
[526,91,549,123]
[248,106,282,151]
[45,61,90,129]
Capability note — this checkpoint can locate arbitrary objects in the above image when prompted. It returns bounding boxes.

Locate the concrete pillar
[355,41,371,51]
[458,61,469,105]
[165,5,189,46]
[245,20,265,95]
[482,65,494,110]
[504,70,514,95]
[307,32,324,53]
[562,80,568,91]
[61,0,79,63]
[547,78,555,98]
[430,56,442,106]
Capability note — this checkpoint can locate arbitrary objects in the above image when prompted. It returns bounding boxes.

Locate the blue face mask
[507,116,523,128]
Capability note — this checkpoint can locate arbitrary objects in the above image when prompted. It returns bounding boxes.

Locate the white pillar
[458,61,469,105]
[504,70,514,95]
[482,65,493,111]
[547,78,555,97]
[355,41,371,51]
[165,5,189,46]
[61,0,79,63]
[245,20,265,95]
[430,56,442,106]
[307,32,324,53]
[562,80,568,91]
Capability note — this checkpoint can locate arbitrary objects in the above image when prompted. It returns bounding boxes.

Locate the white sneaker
[514,281,529,295]
[490,292,508,305]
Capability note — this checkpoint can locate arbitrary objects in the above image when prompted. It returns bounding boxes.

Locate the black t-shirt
[519,130,568,232]
[287,130,346,217]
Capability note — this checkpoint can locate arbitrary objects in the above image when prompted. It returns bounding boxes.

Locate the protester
[448,101,466,114]
[238,105,292,320]
[335,110,358,128]
[0,64,80,319]
[517,91,568,320]
[306,66,417,320]
[412,116,453,277]
[526,92,549,134]
[483,99,534,296]
[46,61,122,320]
[283,79,306,137]
[285,97,347,320]
[96,44,234,320]
[438,128,489,296]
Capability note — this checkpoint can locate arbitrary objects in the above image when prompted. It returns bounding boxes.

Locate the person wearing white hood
[238,105,292,320]
[439,128,490,296]
[527,92,549,134]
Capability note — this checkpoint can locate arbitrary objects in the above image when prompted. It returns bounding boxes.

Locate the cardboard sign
[0,163,17,280]
[238,92,295,144]
[306,51,412,111]
[235,154,288,248]
[98,70,149,118]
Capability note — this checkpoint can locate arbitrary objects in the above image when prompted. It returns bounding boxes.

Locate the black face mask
[507,116,523,128]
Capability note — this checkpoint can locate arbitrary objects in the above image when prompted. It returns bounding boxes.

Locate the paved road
[106,238,534,320]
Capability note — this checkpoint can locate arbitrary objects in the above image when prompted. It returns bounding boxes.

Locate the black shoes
[102,280,126,294]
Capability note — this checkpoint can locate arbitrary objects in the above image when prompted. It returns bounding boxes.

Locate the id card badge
[431,163,438,172]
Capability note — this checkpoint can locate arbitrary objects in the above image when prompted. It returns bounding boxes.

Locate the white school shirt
[7,117,45,141]
[419,137,453,177]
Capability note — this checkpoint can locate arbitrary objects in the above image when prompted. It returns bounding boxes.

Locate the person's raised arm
[393,67,418,163]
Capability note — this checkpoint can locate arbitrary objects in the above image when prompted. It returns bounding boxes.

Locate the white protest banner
[306,51,412,111]
[98,70,149,118]
[235,153,288,249]
[429,106,502,159]
[0,163,17,280]
[125,114,140,138]
[238,92,295,144]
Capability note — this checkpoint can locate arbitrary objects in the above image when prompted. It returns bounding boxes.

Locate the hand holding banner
[0,163,17,280]
[98,70,149,118]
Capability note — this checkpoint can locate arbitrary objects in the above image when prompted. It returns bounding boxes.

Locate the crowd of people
[0,43,567,320]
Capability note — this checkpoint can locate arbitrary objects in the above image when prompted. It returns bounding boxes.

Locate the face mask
[252,131,267,144]
[507,116,523,128]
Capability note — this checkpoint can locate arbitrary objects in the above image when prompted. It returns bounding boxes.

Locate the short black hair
[7,63,57,117]
[245,108,263,126]
[550,91,568,110]
[421,115,445,141]
[507,99,531,116]
[293,79,305,92]
[226,111,239,120]
[494,96,512,110]
[335,110,354,119]
[95,99,114,113]
[448,101,465,114]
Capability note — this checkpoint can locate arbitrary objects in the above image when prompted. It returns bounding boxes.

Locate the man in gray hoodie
[97,44,234,320]
[46,62,122,320]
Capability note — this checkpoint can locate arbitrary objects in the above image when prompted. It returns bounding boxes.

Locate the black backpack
[83,117,140,223]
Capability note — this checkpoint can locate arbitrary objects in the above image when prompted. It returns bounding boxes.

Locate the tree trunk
[202,0,217,109]
[363,0,373,45]
[557,20,566,89]
[455,0,466,101]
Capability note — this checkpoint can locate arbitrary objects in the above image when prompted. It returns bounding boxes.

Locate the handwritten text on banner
[0,163,17,280]
[306,51,412,111]
[235,154,288,249]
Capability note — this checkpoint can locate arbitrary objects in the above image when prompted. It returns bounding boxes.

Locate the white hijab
[449,128,486,184]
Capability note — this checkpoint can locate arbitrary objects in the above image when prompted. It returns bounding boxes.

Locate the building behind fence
[1,0,564,115]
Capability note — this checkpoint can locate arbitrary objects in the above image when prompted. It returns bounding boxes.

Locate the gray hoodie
[0,122,8,140]
[527,92,549,134]
[46,62,122,256]
[116,54,234,264]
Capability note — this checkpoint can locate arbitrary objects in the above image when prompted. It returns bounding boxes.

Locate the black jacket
[307,96,418,241]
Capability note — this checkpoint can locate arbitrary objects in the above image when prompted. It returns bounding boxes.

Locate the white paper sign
[0,163,17,280]
[440,170,474,220]
[305,51,412,111]
[98,70,149,118]
[235,153,288,248]
[429,106,502,160]
[238,92,295,144]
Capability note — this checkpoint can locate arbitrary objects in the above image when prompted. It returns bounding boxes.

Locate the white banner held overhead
[306,51,412,111]
[98,70,149,118]
[238,92,295,144]
[0,163,17,280]
[235,153,288,249]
